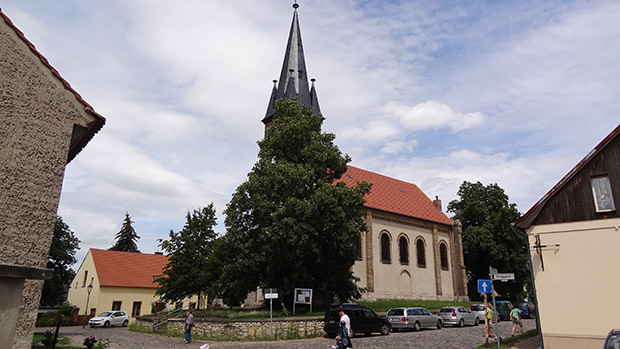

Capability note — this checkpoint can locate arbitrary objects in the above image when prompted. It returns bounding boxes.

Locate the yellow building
[516,124,620,348]
[68,249,196,323]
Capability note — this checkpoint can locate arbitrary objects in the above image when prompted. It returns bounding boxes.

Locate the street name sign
[492,273,515,281]
[478,279,492,293]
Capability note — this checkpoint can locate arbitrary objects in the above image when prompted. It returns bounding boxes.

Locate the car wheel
[436,320,442,329]
[123,320,128,327]
[458,318,464,327]
[474,317,480,326]
[413,321,421,331]
[380,324,390,335]
[104,321,110,328]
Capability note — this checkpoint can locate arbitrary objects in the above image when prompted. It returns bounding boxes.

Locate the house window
[355,234,363,260]
[82,271,88,287]
[416,238,426,268]
[380,232,391,264]
[591,176,616,212]
[112,301,122,311]
[132,302,142,317]
[440,242,449,270]
[399,236,409,265]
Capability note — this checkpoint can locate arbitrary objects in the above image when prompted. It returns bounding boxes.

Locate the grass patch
[358,298,476,312]
[477,329,538,349]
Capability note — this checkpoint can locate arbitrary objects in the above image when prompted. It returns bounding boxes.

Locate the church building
[262,3,468,301]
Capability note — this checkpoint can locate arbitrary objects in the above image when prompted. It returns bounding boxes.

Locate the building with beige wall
[0,9,105,349]
[516,124,620,348]
[342,166,467,301]
[69,249,199,323]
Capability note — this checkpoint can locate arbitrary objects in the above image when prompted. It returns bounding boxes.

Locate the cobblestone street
[40,318,537,349]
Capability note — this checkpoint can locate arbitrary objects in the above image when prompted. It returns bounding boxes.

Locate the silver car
[439,306,480,327]
[387,307,442,331]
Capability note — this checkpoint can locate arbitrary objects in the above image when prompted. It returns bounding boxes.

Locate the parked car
[386,307,442,331]
[604,328,620,349]
[494,301,514,321]
[324,303,391,337]
[512,301,536,319]
[471,304,499,322]
[439,306,479,327]
[89,311,129,328]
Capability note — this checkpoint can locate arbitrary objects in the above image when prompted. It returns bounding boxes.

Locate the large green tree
[40,216,80,306]
[219,99,370,306]
[447,181,529,300]
[156,204,220,307]
[109,212,140,252]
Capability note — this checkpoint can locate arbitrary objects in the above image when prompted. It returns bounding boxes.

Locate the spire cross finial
[293,1,299,9]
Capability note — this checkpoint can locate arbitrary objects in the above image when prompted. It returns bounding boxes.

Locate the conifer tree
[109,212,140,252]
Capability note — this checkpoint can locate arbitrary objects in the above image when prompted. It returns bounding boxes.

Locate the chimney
[432,196,442,211]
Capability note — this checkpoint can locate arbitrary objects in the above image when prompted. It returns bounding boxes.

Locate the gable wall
[0,19,98,348]
[533,136,620,225]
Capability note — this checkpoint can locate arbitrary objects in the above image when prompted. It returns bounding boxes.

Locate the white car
[89,311,129,327]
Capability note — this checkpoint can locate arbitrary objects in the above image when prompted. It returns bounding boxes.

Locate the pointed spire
[262,2,322,129]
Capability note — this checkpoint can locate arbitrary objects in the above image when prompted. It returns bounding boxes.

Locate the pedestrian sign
[478,279,491,293]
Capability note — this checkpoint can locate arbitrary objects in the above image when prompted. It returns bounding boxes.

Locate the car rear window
[439,308,454,313]
[388,309,403,316]
[471,305,484,311]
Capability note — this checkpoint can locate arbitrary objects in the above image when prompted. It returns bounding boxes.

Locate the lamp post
[82,283,93,329]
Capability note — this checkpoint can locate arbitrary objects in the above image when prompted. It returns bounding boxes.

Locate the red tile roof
[0,9,105,163]
[339,166,452,225]
[90,249,168,289]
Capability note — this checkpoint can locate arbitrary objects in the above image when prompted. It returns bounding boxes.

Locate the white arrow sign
[492,273,515,281]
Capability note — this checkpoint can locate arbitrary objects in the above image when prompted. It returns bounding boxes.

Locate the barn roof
[515,123,620,229]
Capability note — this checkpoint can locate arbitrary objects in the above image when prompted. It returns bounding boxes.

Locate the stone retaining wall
[137,316,325,341]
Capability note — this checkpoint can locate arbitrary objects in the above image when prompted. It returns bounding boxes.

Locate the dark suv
[323,303,391,337]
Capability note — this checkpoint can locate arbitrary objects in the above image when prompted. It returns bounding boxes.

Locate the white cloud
[383,100,486,133]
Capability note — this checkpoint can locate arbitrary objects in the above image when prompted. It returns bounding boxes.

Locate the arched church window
[399,235,409,265]
[440,242,449,270]
[380,232,391,264]
[416,238,426,268]
[355,234,363,260]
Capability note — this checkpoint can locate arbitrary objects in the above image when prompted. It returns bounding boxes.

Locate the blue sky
[3,0,619,267]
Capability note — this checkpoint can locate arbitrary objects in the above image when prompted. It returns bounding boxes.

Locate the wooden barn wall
[532,135,620,225]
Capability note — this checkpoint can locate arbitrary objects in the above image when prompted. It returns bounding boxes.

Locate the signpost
[263,288,278,337]
[487,267,515,349]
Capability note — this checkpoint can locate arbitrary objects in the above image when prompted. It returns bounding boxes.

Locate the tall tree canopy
[40,216,80,306]
[156,204,220,307]
[219,99,370,306]
[447,181,529,300]
[109,212,140,252]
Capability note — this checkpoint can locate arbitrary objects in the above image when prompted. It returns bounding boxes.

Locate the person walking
[184,309,194,343]
[510,307,523,336]
[485,303,494,338]
[338,310,352,347]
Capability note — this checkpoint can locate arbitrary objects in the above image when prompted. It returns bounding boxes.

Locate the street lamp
[82,283,93,329]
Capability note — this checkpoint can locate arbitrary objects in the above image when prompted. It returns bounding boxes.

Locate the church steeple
[262,2,321,130]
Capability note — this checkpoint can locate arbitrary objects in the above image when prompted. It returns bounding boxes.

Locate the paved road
[39,318,536,349]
